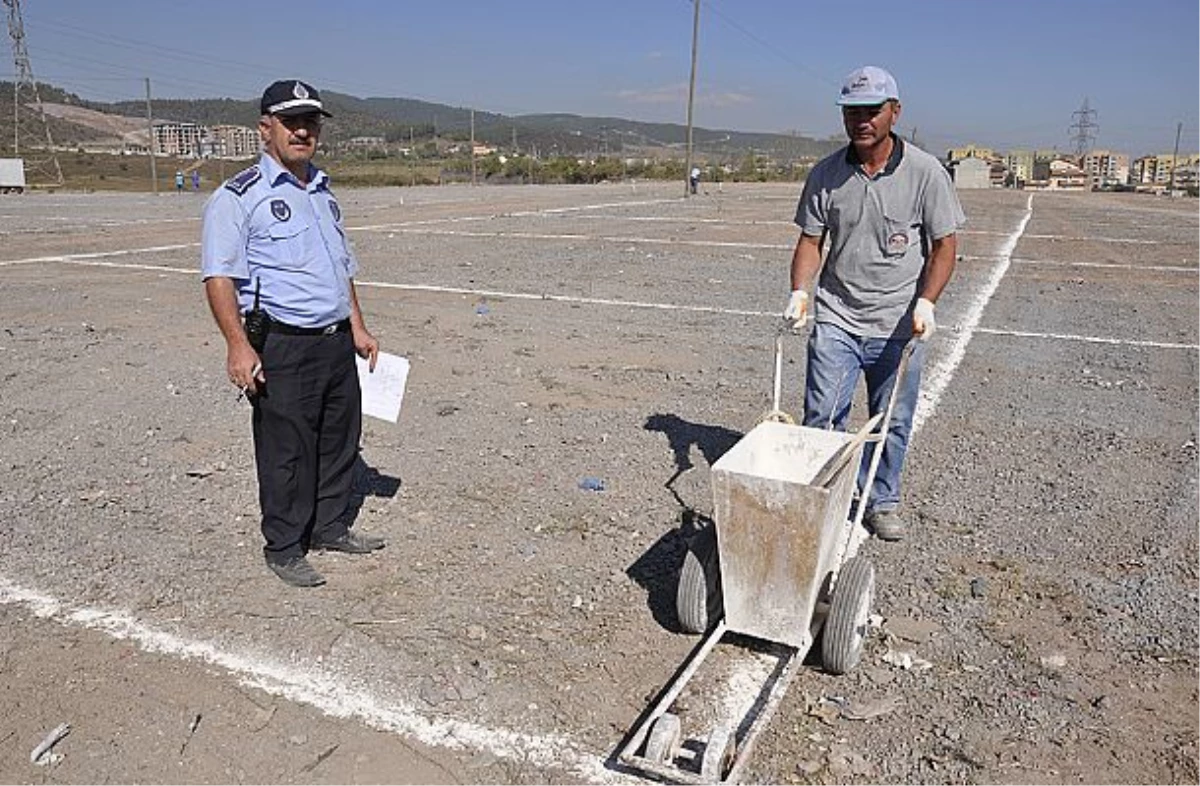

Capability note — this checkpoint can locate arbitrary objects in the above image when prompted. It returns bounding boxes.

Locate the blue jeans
[803,321,925,514]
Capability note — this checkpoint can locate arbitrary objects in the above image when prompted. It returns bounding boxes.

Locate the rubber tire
[677,548,709,634]
[821,556,875,675]
[700,722,736,781]
[643,712,682,764]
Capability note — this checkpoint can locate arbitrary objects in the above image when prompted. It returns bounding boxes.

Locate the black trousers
[251,330,361,561]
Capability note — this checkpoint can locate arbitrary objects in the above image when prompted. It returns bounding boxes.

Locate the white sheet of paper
[356,352,410,423]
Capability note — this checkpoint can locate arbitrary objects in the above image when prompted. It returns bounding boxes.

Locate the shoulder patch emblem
[328,199,341,222]
[224,165,262,195]
[270,199,291,221]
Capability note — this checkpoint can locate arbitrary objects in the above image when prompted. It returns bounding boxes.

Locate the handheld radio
[244,278,268,353]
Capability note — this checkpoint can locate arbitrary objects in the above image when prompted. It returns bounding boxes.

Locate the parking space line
[973,327,1197,351]
[0,576,627,784]
[913,194,1033,435]
[960,254,1196,273]
[0,243,198,268]
[353,197,679,232]
[361,226,791,250]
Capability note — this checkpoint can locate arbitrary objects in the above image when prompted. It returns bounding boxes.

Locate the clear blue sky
[9,0,1198,158]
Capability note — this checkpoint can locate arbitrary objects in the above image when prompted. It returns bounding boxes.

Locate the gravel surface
[0,182,1195,784]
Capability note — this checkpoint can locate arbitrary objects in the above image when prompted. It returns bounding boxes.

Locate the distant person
[689,165,701,195]
[201,79,385,587]
[174,170,184,194]
[191,170,201,191]
[782,65,965,542]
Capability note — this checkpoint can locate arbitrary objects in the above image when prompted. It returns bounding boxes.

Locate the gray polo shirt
[795,137,965,338]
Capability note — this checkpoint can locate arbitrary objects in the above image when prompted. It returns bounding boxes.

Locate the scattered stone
[970,577,988,598]
[1040,653,1068,669]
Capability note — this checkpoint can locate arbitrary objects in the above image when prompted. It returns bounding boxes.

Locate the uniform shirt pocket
[880,208,919,258]
[266,219,314,264]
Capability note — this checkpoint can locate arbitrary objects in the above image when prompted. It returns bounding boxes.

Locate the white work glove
[783,290,809,329]
[913,297,936,340]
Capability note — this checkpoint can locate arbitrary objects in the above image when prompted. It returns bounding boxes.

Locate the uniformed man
[783,65,965,542]
[201,79,385,587]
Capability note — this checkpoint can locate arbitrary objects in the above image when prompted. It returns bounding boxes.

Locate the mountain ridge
[1,81,841,161]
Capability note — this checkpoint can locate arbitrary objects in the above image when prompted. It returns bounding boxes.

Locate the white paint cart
[617,338,913,783]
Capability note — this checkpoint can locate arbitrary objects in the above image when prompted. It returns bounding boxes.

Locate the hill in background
[0,81,841,163]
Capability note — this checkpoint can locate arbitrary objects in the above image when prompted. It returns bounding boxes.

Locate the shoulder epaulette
[224,165,262,196]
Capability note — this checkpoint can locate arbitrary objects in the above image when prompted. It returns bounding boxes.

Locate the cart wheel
[821,556,875,675]
[700,722,736,781]
[677,548,708,633]
[642,712,682,764]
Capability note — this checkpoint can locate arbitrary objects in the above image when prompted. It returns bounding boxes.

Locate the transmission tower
[1068,98,1099,160]
[4,0,63,186]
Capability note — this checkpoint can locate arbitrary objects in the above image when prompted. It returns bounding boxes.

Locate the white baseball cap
[836,66,900,106]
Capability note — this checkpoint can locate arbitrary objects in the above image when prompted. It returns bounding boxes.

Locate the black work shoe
[311,530,386,554]
[267,555,326,587]
[866,510,906,542]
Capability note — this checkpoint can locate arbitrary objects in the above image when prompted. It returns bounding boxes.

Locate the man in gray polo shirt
[783,65,965,541]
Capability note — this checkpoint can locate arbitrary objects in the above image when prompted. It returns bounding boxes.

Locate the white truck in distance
[0,159,27,193]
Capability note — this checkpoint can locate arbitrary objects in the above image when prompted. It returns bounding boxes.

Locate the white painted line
[959,230,1192,245]
[365,281,775,318]
[0,243,198,268]
[960,254,1197,273]
[913,194,1033,435]
[365,226,790,251]
[972,327,1198,351]
[0,576,627,784]
[353,197,680,232]
[3,252,778,318]
[1021,232,1183,245]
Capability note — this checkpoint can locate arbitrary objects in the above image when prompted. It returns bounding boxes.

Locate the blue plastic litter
[475,302,490,315]
[578,476,605,492]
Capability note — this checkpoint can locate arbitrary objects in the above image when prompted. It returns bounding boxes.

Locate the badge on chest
[886,231,909,255]
[270,199,291,222]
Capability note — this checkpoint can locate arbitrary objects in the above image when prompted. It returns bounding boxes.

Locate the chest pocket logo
[886,230,909,255]
[270,199,291,222]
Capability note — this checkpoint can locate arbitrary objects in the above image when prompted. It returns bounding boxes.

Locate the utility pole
[4,0,63,186]
[1068,98,1098,160]
[145,77,158,194]
[470,108,477,186]
[683,0,699,197]
[1168,121,1182,193]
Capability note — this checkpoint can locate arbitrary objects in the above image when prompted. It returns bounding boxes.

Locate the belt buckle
[322,323,338,335]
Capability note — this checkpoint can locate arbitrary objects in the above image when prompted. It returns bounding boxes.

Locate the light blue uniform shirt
[201,153,357,328]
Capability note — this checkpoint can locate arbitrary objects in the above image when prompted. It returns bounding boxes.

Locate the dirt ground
[0,181,1196,785]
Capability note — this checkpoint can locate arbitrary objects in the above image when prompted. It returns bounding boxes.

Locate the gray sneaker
[266,555,326,587]
[866,510,906,542]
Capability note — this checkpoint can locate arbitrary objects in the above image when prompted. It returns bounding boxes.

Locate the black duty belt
[269,318,351,336]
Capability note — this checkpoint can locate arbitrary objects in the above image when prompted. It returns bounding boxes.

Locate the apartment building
[1132,153,1200,189]
[1081,149,1130,188]
[207,125,260,158]
[153,121,204,157]
[946,144,998,163]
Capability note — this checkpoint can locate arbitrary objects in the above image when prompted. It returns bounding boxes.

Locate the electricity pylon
[1068,98,1098,160]
[4,0,63,186]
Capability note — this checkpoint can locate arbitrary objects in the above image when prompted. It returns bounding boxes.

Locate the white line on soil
[0,576,630,784]
[961,254,1197,272]
[360,226,792,250]
[912,194,1033,436]
[973,327,1198,351]
[353,197,680,231]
